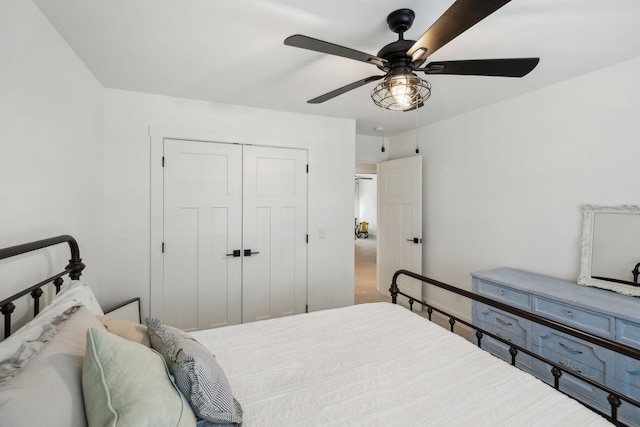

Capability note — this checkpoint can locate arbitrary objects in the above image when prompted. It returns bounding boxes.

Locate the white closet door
[163,139,242,331]
[242,145,308,323]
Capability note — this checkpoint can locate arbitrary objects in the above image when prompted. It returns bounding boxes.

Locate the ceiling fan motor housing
[377,39,417,72]
[377,9,419,73]
[387,9,415,34]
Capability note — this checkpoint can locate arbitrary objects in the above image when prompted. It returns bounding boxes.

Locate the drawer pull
[495,317,513,326]
[498,289,505,295]
[563,309,573,317]
[558,361,582,375]
[559,342,583,354]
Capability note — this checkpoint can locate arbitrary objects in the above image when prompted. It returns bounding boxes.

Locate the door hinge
[306,164,308,173]
[305,304,308,313]
[162,242,165,253]
[162,156,165,167]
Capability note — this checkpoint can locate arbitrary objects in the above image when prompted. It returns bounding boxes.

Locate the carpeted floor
[354,235,390,304]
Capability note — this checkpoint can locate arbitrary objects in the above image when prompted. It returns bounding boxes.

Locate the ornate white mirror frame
[578,204,640,296]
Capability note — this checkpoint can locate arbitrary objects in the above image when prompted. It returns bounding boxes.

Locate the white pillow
[0,281,103,363]
[0,306,105,427]
[41,280,103,317]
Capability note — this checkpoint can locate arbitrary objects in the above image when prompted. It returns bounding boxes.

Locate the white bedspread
[190,302,612,426]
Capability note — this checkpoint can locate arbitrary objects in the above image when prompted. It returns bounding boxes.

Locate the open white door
[377,156,423,309]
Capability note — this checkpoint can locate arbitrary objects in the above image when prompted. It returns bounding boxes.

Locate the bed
[0,235,638,426]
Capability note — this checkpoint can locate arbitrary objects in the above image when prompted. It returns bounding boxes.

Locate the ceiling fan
[284,0,539,111]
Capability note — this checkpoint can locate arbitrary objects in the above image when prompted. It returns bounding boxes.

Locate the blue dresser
[471,268,640,426]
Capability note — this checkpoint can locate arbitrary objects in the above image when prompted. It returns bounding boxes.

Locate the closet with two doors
[156,139,307,331]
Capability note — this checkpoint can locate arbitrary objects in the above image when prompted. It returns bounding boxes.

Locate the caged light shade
[371,71,431,111]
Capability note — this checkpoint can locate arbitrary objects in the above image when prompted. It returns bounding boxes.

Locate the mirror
[578,204,640,296]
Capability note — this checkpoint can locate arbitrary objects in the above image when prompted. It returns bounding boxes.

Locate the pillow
[0,306,104,427]
[49,280,104,316]
[0,305,81,385]
[146,317,243,425]
[0,281,103,363]
[0,324,57,383]
[82,326,196,427]
[98,316,151,347]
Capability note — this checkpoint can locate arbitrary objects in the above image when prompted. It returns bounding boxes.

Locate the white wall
[390,57,640,321]
[356,134,389,163]
[102,90,355,316]
[0,1,104,302]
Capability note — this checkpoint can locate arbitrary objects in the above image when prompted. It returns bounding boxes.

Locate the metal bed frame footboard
[390,269,640,426]
[0,235,85,339]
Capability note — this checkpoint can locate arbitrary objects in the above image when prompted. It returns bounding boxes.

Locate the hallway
[354,236,390,304]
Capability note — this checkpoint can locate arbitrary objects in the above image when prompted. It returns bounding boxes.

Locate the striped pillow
[146,318,242,425]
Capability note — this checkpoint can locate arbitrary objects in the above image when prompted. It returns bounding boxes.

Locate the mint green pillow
[82,326,196,427]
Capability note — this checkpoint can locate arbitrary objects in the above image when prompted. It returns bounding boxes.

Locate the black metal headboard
[0,235,85,339]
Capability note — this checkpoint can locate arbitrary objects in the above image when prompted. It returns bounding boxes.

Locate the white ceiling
[34,0,640,136]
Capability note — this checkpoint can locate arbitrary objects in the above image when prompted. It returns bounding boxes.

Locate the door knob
[225,250,241,257]
[406,238,422,244]
[244,249,260,256]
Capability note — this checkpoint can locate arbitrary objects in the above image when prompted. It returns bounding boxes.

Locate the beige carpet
[354,236,391,304]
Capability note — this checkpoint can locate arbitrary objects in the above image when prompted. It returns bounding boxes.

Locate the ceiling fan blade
[285,35,388,67]
[407,0,511,61]
[422,58,539,77]
[308,75,384,104]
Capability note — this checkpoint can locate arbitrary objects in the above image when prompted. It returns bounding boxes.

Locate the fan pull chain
[380,109,386,153]
[415,106,420,154]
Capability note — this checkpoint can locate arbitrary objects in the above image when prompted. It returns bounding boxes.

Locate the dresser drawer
[614,354,640,426]
[473,303,532,369]
[475,280,529,309]
[532,325,614,411]
[613,320,640,426]
[532,296,614,338]
[531,355,611,415]
[475,303,529,340]
[481,335,533,371]
[532,325,613,376]
[617,318,640,347]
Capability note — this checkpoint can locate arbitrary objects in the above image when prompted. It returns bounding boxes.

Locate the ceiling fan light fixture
[371,72,431,111]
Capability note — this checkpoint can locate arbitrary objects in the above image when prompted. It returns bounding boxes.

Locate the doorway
[377,155,423,309]
[354,157,424,306]
[354,163,388,304]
